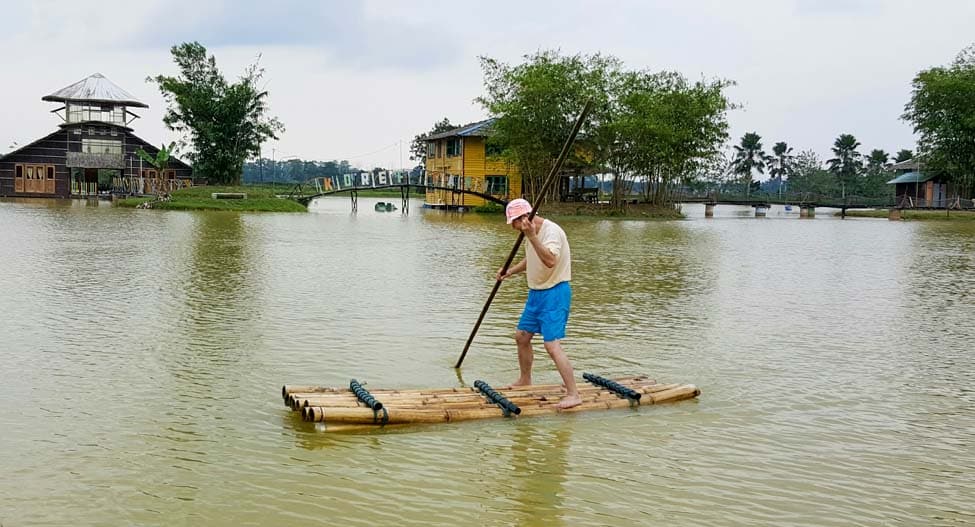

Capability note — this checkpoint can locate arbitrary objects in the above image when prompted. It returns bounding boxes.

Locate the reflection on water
[1,196,974,525]
[507,422,571,527]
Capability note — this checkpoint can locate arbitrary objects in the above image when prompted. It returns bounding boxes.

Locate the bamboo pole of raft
[288,380,670,408]
[455,100,594,369]
[302,385,699,424]
[284,375,653,403]
[285,376,657,407]
[300,384,698,422]
[290,382,677,410]
[288,381,670,410]
[288,377,657,402]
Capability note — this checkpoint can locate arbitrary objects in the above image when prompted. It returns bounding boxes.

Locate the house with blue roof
[886,158,960,208]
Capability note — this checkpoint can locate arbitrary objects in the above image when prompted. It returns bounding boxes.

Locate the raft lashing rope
[583,372,642,401]
[474,380,522,417]
[349,379,389,424]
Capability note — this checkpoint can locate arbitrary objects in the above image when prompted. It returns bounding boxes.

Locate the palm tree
[894,149,913,163]
[866,149,890,171]
[827,134,863,198]
[862,149,893,198]
[767,141,794,197]
[731,132,767,197]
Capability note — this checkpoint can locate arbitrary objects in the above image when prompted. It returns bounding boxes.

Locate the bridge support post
[800,206,815,218]
[705,203,715,218]
[888,208,901,221]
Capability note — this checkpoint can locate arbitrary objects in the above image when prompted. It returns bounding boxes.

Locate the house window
[485,175,508,195]
[446,139,461,157]
[67,104,126,125]
[81,139,122,155]
[426,143,436,158]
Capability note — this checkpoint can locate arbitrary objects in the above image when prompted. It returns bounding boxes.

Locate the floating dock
[282,374,700,432]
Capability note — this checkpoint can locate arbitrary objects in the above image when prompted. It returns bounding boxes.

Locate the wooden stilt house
[0,73,191,199]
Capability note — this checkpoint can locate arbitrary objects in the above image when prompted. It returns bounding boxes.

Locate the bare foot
[504,378,532,389]
[556,394,583,409]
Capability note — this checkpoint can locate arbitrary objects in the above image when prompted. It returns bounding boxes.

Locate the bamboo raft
[282,374,700,432]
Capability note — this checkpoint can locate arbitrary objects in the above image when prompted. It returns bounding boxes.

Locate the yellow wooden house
[423,119,521,209]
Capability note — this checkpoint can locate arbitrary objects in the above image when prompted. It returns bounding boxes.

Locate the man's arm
[497,258,527,281]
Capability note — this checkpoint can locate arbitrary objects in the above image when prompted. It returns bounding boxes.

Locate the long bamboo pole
[455,100,594,369]
[302,384,699,424]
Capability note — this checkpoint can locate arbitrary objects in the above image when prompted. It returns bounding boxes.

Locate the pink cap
[505,198,533,224]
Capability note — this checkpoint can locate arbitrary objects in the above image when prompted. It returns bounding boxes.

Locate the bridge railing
[680,191,896,208]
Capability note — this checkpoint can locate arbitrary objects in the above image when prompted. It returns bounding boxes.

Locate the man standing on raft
[496,198,582,409]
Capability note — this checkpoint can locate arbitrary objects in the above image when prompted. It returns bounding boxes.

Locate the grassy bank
[117,186,307,212]
[842,209,975,221]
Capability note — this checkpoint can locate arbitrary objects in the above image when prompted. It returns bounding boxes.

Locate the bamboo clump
[281,375,700,432]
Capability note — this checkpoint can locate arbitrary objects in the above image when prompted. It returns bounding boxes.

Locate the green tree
[903,43,975,197]
[827,134,863,197]
[767,141,794,196]
[731,132,766,196]
[477,51,614,203]
[894,149,914,163]
[410,117,453,167]
[863,149,894,198]
[787,150,836,196]
[607,70,733,206]
[151,42,284,185]
[477,50,732,209]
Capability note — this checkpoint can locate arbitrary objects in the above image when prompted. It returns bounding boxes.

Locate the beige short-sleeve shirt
[526,219,571,290]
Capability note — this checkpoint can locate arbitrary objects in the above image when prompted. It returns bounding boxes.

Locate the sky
[1,0,972,174]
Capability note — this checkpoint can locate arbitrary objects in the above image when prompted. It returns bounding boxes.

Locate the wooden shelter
[0,73,192,199]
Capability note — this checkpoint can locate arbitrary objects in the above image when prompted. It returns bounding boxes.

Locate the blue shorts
[517,281,571,342]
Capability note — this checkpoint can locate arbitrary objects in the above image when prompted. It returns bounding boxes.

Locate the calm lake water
[1,197,973,526]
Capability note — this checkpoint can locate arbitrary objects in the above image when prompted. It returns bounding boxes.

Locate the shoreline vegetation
[841,209,975,221]
[116,186,306,212]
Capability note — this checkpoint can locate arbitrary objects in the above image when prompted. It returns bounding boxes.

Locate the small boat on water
[282,373,700,432]
[375,202,397,212]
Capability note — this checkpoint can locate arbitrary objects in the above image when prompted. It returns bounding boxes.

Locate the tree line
[240,159,422,185]
[717,132,914,199]
[146,40,973,202]
[413,43,975,207]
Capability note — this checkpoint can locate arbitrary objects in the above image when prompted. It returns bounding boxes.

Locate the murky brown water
[1,197,973,526]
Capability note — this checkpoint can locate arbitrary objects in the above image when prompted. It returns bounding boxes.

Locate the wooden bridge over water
[286,181,508,212]
[680,192,898,218]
